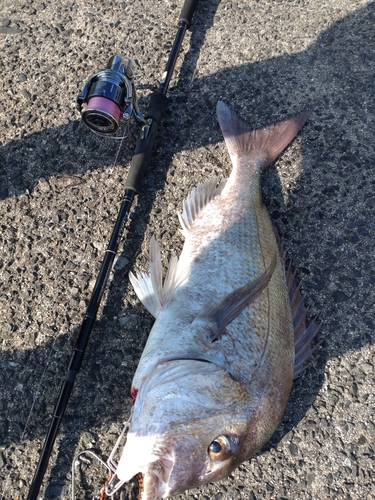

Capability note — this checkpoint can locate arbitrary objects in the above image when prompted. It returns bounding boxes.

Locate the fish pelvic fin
[129,236,181,318]
[194,253,277,341]
[178,177,227,235]
[216,101,312,170]
[285,262,322,378]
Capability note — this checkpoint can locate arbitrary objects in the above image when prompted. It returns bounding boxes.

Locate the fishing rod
[27,0,200,498]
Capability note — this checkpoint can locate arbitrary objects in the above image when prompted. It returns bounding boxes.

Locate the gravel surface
[1,0,375,499]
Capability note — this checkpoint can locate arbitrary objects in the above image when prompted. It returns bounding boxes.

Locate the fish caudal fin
[129,236,181,318]
[216,101,312,169]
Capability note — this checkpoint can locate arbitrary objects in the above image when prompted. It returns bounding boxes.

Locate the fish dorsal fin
[194,253,277,341]
[129,236,181,318]
[178,177,226,235]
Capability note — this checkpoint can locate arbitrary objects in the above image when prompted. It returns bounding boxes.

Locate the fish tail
[216,101,312,170]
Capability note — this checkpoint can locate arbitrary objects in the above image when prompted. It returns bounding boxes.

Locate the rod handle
[125,93,168,193]
[179,0,200,26]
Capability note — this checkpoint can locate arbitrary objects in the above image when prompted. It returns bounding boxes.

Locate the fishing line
[21,132,128,443]
[26,0,200,498]
[71,415,133,500]
[15,55,134,440]
[91,129,129,140]
[21,110,129,440]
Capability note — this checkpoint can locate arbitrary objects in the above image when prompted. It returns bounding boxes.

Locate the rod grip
[125,93,168,193]
[179,0,200,26]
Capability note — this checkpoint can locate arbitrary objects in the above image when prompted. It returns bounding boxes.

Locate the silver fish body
[116,101,316,499]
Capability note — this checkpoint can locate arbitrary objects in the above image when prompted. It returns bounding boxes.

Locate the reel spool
[76,55,147,134]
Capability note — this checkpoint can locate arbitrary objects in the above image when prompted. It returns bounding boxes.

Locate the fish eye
[209,440,222,453]
[208,436,235,461]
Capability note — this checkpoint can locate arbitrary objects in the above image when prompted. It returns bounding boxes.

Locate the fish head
[116,425,246,499]
[116,359,269,499]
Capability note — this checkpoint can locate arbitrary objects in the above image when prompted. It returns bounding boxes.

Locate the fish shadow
[1,1,375,497]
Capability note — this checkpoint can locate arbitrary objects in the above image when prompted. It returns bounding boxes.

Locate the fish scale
[132,157,290,390]
[113,101,318,499]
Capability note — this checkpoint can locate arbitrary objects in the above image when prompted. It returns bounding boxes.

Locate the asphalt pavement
[0,0,375,499]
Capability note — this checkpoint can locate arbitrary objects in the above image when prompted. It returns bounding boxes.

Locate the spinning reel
[76,54,147,134]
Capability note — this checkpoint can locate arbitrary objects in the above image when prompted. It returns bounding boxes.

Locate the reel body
[76,55,146,134]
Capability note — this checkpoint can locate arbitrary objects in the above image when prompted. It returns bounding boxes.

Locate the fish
[115,101,319,499]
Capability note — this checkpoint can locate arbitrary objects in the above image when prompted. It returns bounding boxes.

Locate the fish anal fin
[216,100,312,170]
[178,178,227,234]
[129,236,182,318]
[195,254,277,341]
[286,262,321,379]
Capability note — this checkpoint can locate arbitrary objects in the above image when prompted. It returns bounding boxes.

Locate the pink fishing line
[87,96,121,123]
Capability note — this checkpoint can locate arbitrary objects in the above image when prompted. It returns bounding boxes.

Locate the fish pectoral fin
[178,177,227,235]
[129,270,158,317]
[196,253,277,341]
[129,236,181,318]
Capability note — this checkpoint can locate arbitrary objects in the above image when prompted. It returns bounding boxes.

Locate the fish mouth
[135,457,174,499]
[116,434,174,499]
